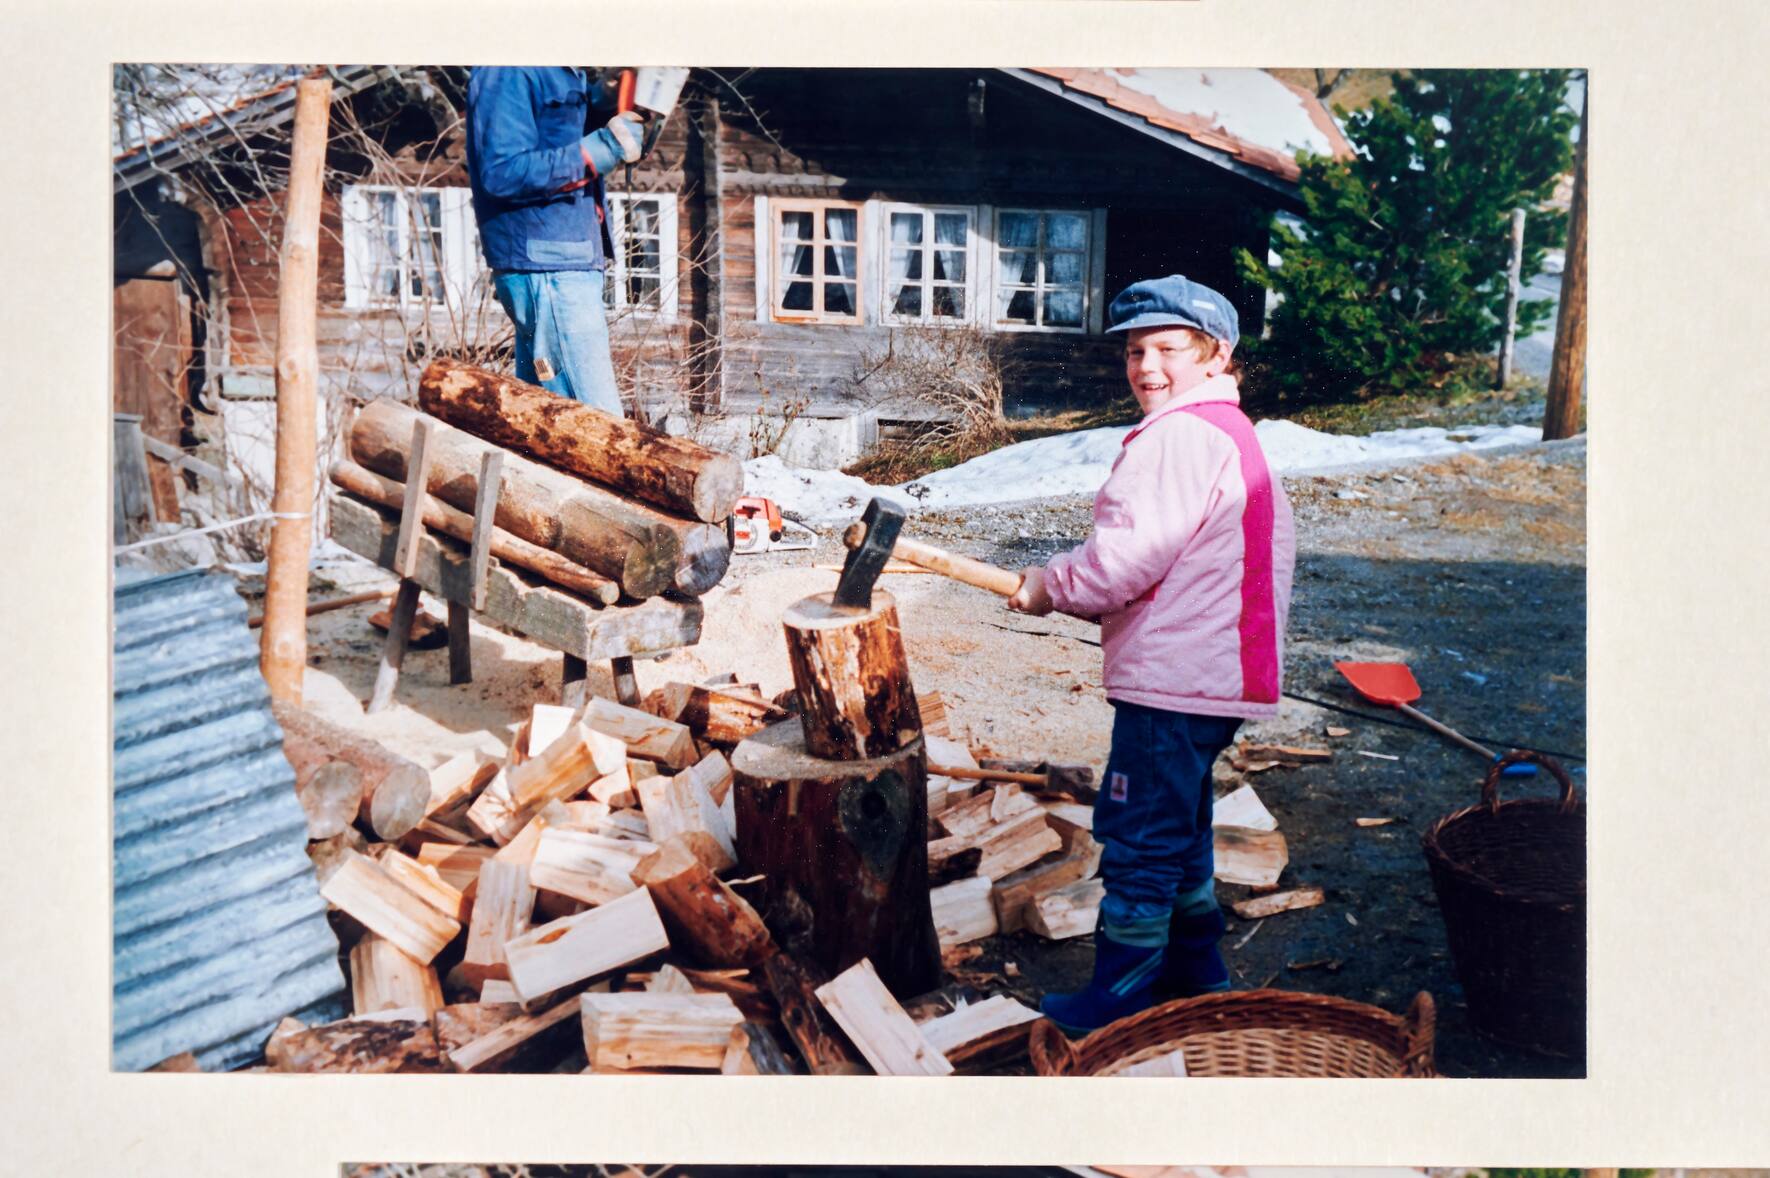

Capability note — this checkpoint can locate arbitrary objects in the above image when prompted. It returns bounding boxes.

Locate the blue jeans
[1095,702,1242,945]
[493,269,623,416]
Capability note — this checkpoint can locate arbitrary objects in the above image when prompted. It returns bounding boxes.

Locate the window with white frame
[342,184,480,311]
[992,209,1091,331]
[772,199,864,324]
[604,193,679,317]
[883,205,972,325]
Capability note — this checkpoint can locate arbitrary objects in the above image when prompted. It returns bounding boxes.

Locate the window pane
[630,274,661,306]
[782,280,814,311]
[891,248,923,282]
[890,212,923,244]
[634,239,662,275]
[999,286,1036,324]
[780,211,814,241]
[933,249,965,283]
[893,285,923,317]
[999,212,1038,248]
[932,286,963,318]
[781,241,814,277]
[825,245,857,279]
[1049,252,1083,285]
[1045,289,1084,326]
[825,208,857,242]
[825,282,856,316]
[934,213,968,245]
[630,199,660,236]
[999,250,1039,285]
[1047,213,1088,249]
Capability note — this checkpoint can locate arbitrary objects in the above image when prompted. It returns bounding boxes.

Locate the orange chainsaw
[730,496,817,555]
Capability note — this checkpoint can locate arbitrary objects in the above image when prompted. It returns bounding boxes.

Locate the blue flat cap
[1107,274,1239,347]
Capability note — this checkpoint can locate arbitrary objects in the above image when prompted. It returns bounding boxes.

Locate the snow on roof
[1027,67,1353,184]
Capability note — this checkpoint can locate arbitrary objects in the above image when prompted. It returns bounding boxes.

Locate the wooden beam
[1026,877,1105,940]
[529,829,656,907]
[918,994,1041,1060]
[258,76,331,706]
[585,697,697,769]
[1230,886,1325,921]
[469,448,505,612]
[757,952,865,1076]
[327,492,703,660]
[393,418,436,579]
[446,995,581,1073]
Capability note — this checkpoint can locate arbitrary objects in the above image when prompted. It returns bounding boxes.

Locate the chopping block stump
[781,590,921,762]
[731,718,942,998]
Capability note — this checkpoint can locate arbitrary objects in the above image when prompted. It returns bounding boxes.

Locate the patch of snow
[742,455,912,523]
[1113,69,1337,158]
[742,417,1552,521]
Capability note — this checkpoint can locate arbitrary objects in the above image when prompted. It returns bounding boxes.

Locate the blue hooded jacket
[466,67,616,273]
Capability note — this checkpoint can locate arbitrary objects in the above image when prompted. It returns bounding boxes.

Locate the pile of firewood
[255,678,1128,1075]
[332,359,744,602]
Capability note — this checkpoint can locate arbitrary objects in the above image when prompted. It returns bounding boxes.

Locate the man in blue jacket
[466,67,650,415]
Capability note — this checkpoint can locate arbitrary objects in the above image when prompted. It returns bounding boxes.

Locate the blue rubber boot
[1154,880,1231,1000]
[1039,926,1167,1037]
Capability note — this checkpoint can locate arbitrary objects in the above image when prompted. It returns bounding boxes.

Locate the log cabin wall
[194,67,1284,423]
[209,117,698,410]
[711,68,1280,413]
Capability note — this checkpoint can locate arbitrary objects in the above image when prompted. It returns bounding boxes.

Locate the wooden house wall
[190,67,1283,421]
[710,69,1278,411]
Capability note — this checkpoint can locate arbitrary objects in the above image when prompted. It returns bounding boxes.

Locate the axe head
[833,497,906,609]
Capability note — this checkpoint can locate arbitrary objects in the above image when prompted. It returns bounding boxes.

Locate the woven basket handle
[1481,750,1577,816]
[1401,991,1437,1077]
[1026,1018,1079,1076]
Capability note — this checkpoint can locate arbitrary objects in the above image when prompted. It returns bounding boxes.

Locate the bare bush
[846,323,1012,483]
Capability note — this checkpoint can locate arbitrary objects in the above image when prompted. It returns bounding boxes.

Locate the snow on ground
[745,419,1550,521]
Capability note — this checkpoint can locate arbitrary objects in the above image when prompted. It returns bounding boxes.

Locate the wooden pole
[260,77,332,704]
[1544,87,1588,441]
[1495,207,1526,389]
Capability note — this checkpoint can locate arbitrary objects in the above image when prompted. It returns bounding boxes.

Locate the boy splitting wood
[1008,274,1297,1035]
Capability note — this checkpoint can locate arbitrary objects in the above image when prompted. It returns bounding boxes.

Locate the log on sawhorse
[331,489,704,717]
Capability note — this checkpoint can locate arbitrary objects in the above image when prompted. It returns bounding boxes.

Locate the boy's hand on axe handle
[1007,566,1053,616]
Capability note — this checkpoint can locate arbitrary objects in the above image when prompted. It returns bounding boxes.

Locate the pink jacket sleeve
[1044,415,1234,619]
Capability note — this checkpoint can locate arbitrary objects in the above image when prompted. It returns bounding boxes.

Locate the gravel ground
[752,436,1588,1078]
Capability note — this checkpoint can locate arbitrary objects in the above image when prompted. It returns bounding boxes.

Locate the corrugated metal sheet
[112,568,345,1072]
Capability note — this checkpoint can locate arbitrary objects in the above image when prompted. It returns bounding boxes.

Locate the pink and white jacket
[1043,374,1296,720]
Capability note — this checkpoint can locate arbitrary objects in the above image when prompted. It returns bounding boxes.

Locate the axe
[838,498,1026,607]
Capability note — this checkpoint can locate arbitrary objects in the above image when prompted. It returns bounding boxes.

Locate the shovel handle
[1394,703,1496,761]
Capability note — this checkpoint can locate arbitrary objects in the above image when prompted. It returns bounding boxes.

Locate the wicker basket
[1028,989,1437,1077]
[1422,750,1585,1057]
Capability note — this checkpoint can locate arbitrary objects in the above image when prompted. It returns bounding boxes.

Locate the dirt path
[294,437,1585,1077]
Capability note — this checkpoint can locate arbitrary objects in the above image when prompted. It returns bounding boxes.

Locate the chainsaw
[730,496,817,555]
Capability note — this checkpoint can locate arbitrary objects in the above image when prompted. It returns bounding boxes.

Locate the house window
[772,199,864,324]
[884,205,972,325]
[342,184,479,311]
[604,194,679,317]
[992,209,1090,331]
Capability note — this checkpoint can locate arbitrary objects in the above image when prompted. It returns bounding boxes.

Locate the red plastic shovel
[1334,661,1508,765]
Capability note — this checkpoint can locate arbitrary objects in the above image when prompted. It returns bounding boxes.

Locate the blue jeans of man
[493,269,623,416]
[1094,701,1243,945]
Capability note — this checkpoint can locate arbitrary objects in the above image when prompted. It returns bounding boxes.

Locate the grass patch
[1288,377,1547,435]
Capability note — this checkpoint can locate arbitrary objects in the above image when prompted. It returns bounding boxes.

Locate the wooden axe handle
[844,524,1024,597]
[928,764,1047,786]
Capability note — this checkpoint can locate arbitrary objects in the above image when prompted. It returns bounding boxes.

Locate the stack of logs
[334,359,744,602]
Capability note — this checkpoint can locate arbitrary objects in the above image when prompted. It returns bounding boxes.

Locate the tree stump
[731,718,941,998]
[781,591,921,762]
